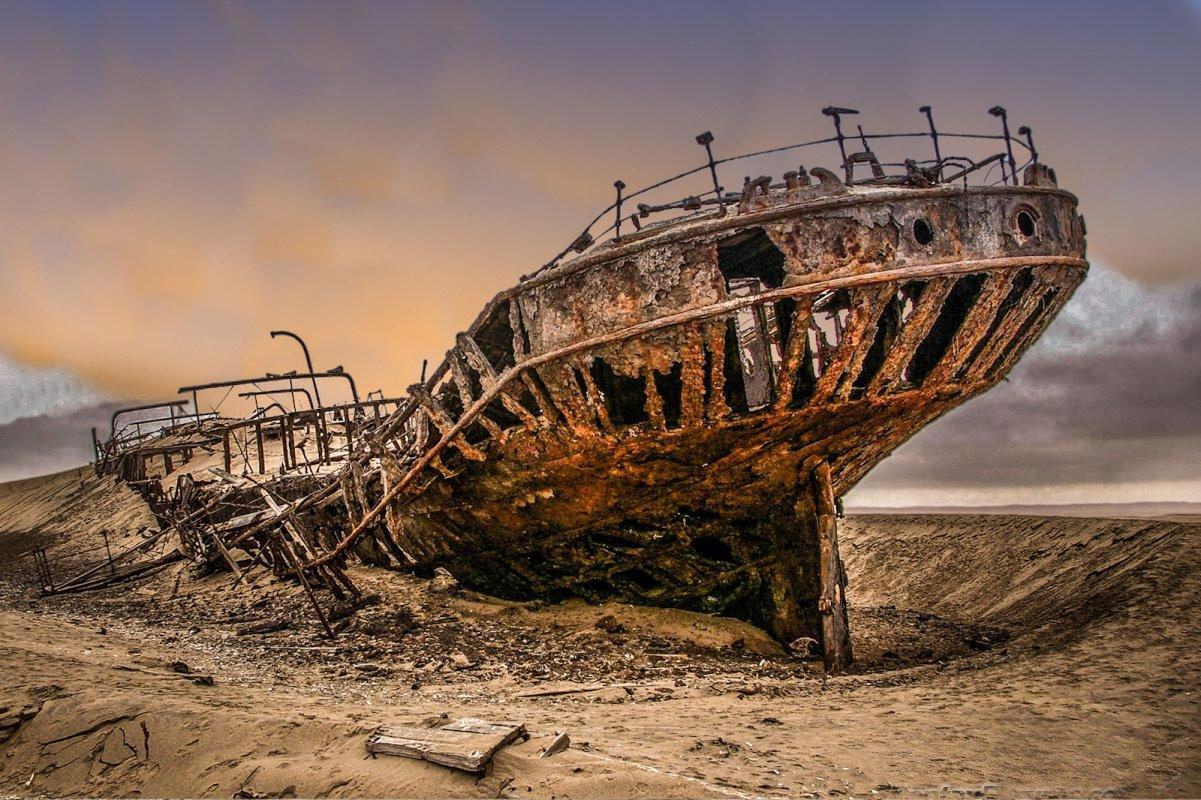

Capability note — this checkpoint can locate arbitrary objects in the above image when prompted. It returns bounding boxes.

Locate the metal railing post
[613,181,625,239]
[1018,125,1038,164]
[989,106,1017,185]
[822,106,858,164]
[695,131,724,207]
[919,106,942,180]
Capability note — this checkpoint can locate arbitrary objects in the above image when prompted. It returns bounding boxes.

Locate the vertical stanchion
[1019,125,1038,164]
[919,105,942,180]
[822,106,859,165]
[695,131,724,213]
[989,106,1017,185]
[613,181,625,239]
[255,422,265,474]
[101,530,115,576]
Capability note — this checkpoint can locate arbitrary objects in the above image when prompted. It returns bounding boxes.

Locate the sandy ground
[0,469,1198,798]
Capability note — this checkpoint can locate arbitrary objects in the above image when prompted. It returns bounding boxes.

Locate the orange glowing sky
[2,1,1200,500]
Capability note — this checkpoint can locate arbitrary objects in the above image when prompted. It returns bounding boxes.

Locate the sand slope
[0,472,1198,798]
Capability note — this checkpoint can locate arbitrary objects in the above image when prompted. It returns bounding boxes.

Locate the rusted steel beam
[239,387,315,411]
[832,283,899,400]
[962,269,1052,383]
[407,383,486,462]
[447,350,505,442]
[456,333,539,432]
[255,422,265,474]
[519,370,561,426]
[808,459,852,674]
[925,271,1018,385]
[986,270,1078,380]
[576,358,616,435]
[269,330,323,407]
[775,297,815,411]
[867,277,955,395]
[508,299,529,361]
[812,284,893,402]
[679,326,707,428]
[642,368,667,430]
[178,370,358,405]
[704,320,731,420]
[535,364,597,439]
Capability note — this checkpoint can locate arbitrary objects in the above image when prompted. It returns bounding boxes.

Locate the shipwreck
[43,106,1086,673]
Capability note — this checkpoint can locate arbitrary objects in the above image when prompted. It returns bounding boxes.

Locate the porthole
[1017,210,1036,237]
[913,218,934,245]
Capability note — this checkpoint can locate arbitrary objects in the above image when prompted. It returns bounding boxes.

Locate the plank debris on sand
[366,718,528,772]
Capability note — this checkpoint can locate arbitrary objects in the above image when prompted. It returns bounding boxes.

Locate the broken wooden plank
[366,720,526,773]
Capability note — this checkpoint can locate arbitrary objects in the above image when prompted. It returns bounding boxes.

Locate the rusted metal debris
[59,108,1087,674]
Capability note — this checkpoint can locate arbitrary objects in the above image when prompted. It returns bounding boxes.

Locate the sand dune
[0,471,1197,797]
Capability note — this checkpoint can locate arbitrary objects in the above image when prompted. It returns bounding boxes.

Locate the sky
[0,1,1198,504]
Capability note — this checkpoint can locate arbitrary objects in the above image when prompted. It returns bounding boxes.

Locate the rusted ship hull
[385,176,1087,645]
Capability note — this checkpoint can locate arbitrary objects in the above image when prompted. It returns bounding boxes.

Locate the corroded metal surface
[363,168,1086,646]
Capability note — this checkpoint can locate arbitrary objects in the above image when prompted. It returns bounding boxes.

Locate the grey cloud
[0,401,120,482]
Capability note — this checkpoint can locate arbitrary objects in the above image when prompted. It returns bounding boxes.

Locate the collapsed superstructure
[39,107,1087,673]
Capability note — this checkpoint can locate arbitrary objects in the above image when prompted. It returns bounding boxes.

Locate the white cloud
[0,351,109,426]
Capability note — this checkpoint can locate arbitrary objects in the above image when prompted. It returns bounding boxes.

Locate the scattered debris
[540,731,571,758]
[237,619,290,636]
[595,614,625,634]
[788,637,821,659]
[429,568,458,594]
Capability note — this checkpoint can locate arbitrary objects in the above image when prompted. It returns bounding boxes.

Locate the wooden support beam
[809,459,852,674]
[704,319,731,420]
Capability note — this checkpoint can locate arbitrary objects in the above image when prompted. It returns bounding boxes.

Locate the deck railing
[528,105,1038,280]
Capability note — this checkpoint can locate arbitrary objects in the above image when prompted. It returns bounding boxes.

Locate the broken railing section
[528,105,1044,278]
[216,395,405,477]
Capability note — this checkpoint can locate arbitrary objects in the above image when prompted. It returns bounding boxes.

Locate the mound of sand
[0,471,1198,798]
